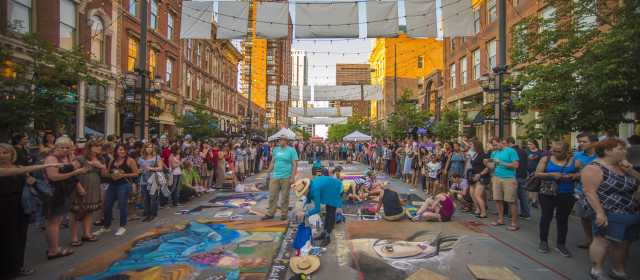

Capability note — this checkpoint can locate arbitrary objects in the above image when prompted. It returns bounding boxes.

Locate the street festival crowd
[0,131,639,279]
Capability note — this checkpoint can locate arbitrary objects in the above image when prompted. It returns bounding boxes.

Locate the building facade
[335,64,372,120]
[368,34,444,122]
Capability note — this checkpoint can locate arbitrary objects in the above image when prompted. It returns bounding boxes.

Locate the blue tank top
[544,157,577,193]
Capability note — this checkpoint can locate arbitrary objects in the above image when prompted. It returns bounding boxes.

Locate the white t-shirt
[427,161,441,179]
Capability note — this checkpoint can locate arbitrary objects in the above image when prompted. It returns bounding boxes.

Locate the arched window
[90,15,105,63]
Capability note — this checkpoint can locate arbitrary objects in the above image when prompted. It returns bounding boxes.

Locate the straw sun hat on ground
[289,255,320,274]
[292,178,310,197]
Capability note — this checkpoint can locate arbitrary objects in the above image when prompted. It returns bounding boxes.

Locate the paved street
[19,161,639,280]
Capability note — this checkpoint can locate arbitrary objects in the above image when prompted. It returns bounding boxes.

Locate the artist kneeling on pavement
[293,175,343,247]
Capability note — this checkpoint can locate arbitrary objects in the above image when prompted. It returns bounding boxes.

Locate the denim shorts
[592,213,640,242]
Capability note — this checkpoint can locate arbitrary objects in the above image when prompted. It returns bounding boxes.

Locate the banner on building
[288,107,353,117]
[296,117,349,125]
[405,0,438,38]
[442,0,475,37]
[256,2,289,39]
[295,2,359,38]
[216,1,249,39]
[267,85,382,102]
[180,1,213,39]
[366,1,399,38]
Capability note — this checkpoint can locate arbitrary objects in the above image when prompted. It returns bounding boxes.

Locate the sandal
[507,225,520,231]
[491,221,505,226]
[475,214,488,219]
[47,247,74,260]
[81,235,99,242]
[70,240,83,247]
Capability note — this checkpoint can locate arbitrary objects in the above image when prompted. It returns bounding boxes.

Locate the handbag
[539,156,572,196]
[524,156,551,192]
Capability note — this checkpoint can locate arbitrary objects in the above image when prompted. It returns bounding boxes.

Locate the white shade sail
[442,0,475,37]
[256,2,289,39]
[343,131,372,142]
[405,0,438,38]
[295,2,359,38]
[216,1,249,39]
[180,1,213,39]
[296,117,348,125]
[288,107,353,117]
[268,128,297,141]
[267,85,383,102]
[367,1,399,38]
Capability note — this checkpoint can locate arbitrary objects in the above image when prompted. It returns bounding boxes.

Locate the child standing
[426,156,442,195]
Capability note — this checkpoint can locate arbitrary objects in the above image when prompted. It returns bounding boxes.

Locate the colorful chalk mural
[66,221,286,280]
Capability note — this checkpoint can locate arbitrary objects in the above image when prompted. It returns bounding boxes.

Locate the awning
[157,112,175,125]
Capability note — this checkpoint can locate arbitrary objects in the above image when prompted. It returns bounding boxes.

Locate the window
[460,57,468,85]
[576,0,597,30]
[417,55,424,68]
[128,0,137,17]
[167,13,174,40]
[59,0,76,50]
[127,37,138,72]
[186,71,192,99]
[487,39,497,70]
[512,0,519,6]
[8,0,32,33]
[195,76,201,100]
[487,0,497,23]
[195,44,201,66]
[149,49,157,79]
[449,63,456,89]
[451,39,456,52]
[165,58,174,87]
[186,40,192,61]
[90,16,105,63]
[472,49,481,80]
[473,8,480,34]
[539,6,556,32]
[513,22,528,63]
[150,0,158,30]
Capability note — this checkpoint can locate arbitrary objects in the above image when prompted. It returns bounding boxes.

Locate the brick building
[335,64,372,120]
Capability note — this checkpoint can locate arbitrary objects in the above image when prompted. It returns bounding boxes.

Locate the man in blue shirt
[293,174,343,247]
[574,132,598,249]
[488,138,520,231]
[262,136,298,221]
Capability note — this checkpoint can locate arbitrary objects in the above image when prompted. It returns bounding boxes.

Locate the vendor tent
[268,128,297,141]
[343,131,372,142]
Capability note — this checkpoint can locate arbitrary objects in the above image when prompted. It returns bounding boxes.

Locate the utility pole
[138,0,148,140]
[497,0,507,138]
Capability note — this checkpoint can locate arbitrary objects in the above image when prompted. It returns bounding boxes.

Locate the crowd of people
[1,130,639,279]
[0,132,282,278]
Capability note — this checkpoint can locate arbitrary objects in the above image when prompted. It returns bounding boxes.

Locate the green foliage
[293,126,311,140]
[0,34,98,134]
[327,116,371,142]
[175,108,220,140]
[433,109,460,141]
[510,0,640,138]
[385,90,431,140]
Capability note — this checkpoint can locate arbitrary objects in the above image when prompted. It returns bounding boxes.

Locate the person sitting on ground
[449,174,472,212]
[375,183,406,221]
[180,160,204,201]
[333,166,343,181]
[412,193,455,222]
[293,175,343,247]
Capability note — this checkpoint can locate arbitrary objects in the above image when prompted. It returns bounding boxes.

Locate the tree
[327,116,371,142]
[433,109,460,141]
[0,34,98,137]
[511,0,640,138]
[175,108,220,140]
[385,90,431,140]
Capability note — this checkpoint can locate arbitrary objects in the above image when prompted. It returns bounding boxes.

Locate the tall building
[335,64,371,120]
[368,34,444,122]
[241,1,292,128]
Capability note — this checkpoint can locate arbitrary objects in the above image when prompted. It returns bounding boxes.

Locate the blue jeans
[171,175,181,206]
[396,158,402,177]
[103,181,131,228]
[517,178,531,217]
[141,184,159,217]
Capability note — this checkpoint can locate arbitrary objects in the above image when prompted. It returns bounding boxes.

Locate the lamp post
[121,73,163,138]
[479,72,522,138]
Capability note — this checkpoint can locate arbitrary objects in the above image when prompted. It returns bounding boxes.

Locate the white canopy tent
[343,131,372,142]
[268,128,297,141]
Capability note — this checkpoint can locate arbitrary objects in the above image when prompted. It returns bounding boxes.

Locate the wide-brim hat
[290,255,320,274]
[292,178,310,197]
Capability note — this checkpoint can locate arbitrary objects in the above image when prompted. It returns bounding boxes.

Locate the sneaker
[609,270,629,280]
[115,227,127,236]
[261,215,274,221]
[519,215,532,221]
[590,268,608,280]
[556,245,572,257]
[93,228,111,236]
[538,241,550,254]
